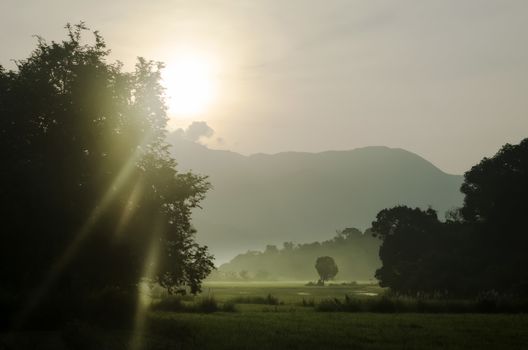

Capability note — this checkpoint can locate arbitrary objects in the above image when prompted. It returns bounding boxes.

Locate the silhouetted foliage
[460,138,528,295]
[372,206,469,295]
[372,138,528,297]
[0,23,213,326]
[315,256,338,284]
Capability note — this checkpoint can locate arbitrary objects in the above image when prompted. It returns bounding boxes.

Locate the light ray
[14,132,156,327]
[129,218,164,350]
[115,180,144,238]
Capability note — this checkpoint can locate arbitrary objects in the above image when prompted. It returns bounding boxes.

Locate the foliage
[0,23,213,325]
[371,138,528,297]
[151,295,236,313]
[460,138,528,295]
[315,294,528,314]
[315,256,338,284]
[228,293,281,305]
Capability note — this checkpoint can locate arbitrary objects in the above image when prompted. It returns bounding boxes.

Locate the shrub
[301,298,315,307]
[315,299,342,312]
[315,293,528,313]
[194,296,219,313]
[221,301,237,312]
[229,294,280,305]
[151,296,186,312]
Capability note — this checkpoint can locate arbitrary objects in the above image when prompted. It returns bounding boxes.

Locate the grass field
[200,280,382,303]
[2,282,528,349]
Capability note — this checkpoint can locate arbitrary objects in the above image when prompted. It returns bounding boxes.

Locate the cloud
[169,121,215,144]
[184,121,214,142]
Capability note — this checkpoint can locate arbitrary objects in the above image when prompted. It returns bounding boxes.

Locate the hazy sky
[1,0,527,174]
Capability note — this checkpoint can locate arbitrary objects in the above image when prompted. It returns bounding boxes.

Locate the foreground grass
[3,282,528,349]
[146,311,528,349]
[3,311,528,349]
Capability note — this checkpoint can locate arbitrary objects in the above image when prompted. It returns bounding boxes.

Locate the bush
[221,301,237,312]
[194,296,218,313]
[229,294,281,305]
[152,295,226,313]
[300,298,315,307]
[315,293,528,313]
[366,296,399,313]
[151,296,186,312]
[316,299,343,312]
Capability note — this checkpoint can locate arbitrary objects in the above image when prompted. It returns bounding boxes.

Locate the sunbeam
[13,132,156,327]
[129,218,164,350]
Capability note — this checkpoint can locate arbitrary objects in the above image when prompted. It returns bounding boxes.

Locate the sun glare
[163,55,217,118]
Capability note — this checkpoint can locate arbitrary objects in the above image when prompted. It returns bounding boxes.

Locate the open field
[200,280,382,303]
[3,282,528,349]
[3,310,528,349]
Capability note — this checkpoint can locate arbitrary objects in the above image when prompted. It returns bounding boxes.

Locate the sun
[162,54,217,117]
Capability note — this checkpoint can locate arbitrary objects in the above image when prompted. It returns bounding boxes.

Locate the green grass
[200,280,383,304]
[4,312,528,349]
[3,282,528,349]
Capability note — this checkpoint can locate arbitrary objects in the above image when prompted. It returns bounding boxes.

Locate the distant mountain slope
[168,136,464,263]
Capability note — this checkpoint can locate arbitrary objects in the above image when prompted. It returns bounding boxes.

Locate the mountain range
[168,135,464,263]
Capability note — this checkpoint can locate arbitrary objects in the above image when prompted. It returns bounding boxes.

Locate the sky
[1,0,527,174]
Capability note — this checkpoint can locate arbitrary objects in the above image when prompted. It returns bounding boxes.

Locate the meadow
[3,282,528,349]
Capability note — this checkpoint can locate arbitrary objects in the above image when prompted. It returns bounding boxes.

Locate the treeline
[373,139,528,297]
[211,228,380,281]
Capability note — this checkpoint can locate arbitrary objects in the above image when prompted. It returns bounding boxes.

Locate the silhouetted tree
[460,138,528,294]
[0,23,214,321]
[371,206,468,295]
[371,138,528,296]
[315,256,338,284]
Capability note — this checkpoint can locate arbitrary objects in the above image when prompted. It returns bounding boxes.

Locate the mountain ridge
[168,136,464,263]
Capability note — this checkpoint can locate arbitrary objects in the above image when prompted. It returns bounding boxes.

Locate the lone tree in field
[315,256,338,285]
[0,23,214,310]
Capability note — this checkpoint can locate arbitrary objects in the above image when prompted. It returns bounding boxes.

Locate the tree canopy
[371,138,528,296]
[0,22,214,310]
[315,256,338,284]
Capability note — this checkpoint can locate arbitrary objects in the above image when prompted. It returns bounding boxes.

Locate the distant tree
[255,270,270,280]
[315,256,338,284]
[239,270,250,280]
[0,23,214,312]
[214,231,380,282]
[265,245,279,254]
[282,242,295,251]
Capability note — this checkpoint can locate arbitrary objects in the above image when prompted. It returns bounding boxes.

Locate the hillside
[168,135,464,263]
[211,228,381,282]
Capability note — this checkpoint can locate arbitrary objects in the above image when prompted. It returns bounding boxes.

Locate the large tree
[371,206,469,295]
[0,23,213,307]
[371,138,528,296]
[460,138,528,294]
